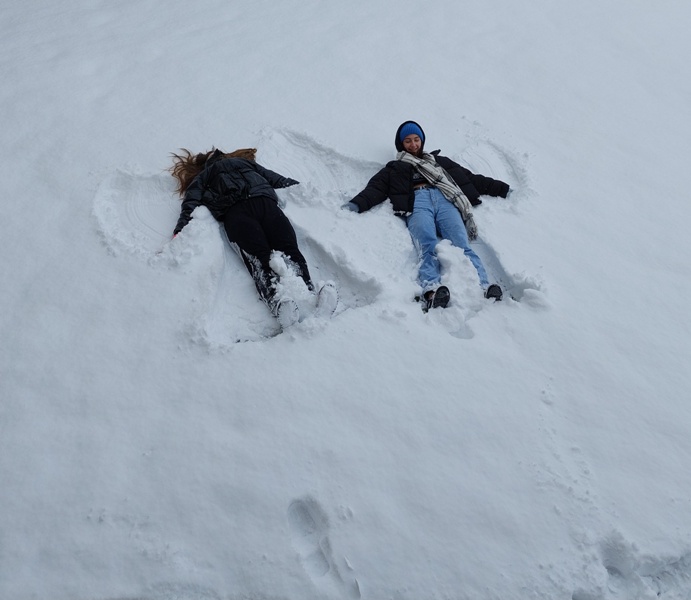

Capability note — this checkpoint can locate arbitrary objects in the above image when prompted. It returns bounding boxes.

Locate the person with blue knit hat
[343,120,510,311]
[397,122,425,146]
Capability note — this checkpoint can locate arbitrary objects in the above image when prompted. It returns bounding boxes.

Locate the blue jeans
[406,187,489,292]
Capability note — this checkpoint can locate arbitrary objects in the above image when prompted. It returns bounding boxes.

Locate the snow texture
[2,2,691,600]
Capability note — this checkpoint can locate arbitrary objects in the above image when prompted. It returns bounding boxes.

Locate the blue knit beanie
[399,122,424,143]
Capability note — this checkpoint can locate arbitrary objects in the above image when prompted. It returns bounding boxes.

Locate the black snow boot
[425,285,451,311]
[484,284,503,301]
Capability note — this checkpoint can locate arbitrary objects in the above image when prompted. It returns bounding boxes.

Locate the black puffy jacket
[174,154,295,234]
[350,151,510,216]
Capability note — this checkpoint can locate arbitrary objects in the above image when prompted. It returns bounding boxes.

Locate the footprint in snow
[287,497,361,598]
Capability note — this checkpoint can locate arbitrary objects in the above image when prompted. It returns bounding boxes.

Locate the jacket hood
[395,120,426,152]
[206,148,225,165]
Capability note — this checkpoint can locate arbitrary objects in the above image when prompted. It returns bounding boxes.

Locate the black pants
[223,196,313,306]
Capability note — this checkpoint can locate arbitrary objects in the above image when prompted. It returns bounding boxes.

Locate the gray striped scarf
[397,151,478,240]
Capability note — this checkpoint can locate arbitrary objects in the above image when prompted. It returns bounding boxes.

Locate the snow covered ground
[2,2,691,599]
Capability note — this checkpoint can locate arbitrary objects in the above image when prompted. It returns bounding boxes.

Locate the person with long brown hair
[170,147,337,328]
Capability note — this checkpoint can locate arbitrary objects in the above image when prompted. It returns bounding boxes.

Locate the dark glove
[282,178,299,188]
[342,202,359,212]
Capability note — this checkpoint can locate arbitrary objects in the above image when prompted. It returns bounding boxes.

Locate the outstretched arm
[348,167,391,213]
[173,175,204,235]
[469,172,510,198]
[436,155,510,205]
[253,163,299,189]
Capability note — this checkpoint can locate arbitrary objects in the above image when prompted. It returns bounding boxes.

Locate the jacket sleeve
[350,166,391,213]
[469,172,510,199]
[437,154,510,205]
[253,163,295,189]
[173,175,205,234]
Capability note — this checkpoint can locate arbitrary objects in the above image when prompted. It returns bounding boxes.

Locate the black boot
[484,284,503,301]
[425,285,451,311]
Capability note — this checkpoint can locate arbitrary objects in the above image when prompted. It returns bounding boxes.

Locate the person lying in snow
[170,147,337,328]
[343,120,510,311]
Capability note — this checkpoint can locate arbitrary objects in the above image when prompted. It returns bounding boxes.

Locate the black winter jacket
[350,151,510,215]
[174,154,296,234]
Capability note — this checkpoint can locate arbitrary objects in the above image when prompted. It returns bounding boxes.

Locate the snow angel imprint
[170,147,337,328]
[344,121,510,311]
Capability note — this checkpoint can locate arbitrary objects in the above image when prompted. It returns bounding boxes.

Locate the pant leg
[406,188,442,292]
[223,202,278,305]
[433,189,489,287]
[259,199,313,290]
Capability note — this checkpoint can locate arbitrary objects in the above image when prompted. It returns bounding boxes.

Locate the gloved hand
[282,178,299,188]
[342,202,359,212]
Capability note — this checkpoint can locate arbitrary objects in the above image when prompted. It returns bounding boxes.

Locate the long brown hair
[169,147,258,196]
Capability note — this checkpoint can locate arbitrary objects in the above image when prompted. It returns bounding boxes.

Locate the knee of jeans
[411,236,434,256]
[410,226,438,248]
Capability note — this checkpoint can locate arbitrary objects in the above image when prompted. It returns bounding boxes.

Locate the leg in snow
[406,188,443,294]
[224,201,296,320]
[433,188,490,289]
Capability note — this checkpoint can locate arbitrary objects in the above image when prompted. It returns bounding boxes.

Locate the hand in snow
[341,202,359,213]
[282,178,299,188]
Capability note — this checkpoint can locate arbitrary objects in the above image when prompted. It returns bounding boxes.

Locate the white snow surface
[2,2,691,599]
